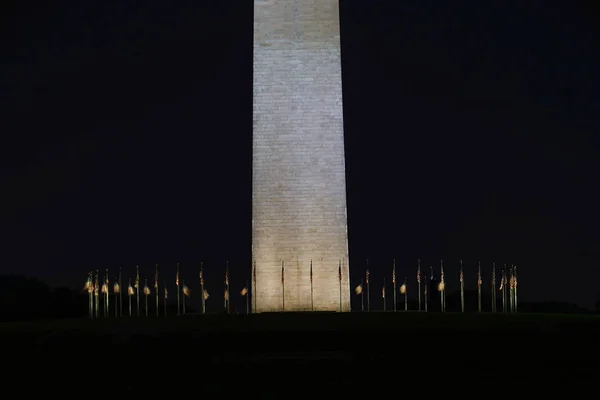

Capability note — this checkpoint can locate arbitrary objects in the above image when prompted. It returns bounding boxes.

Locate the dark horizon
[1,0,599,310]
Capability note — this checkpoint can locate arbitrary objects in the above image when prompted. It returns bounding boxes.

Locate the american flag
[366,269,370,285]
[252,262,256,285]
[309,260,313,284]
[417,265,421,283]
[199,269,204,286]
[440,262,445,283]
[281,261,284,285]
[381,286,385,298]
[154,265,159,289]
[460,268,464,283]
[164,287,168,299]
[135,266,139,288]
[477,263,482,287]
[392,262,396,284]
[225,268,229,286]
[175,268,179,287]
[338,260,342,282]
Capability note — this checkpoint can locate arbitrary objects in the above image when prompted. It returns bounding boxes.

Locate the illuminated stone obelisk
[253,0,350,312]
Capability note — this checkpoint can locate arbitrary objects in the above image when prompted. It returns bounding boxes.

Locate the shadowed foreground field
[2,312,599,392]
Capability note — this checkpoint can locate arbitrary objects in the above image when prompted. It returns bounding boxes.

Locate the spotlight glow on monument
[252,0,350,312]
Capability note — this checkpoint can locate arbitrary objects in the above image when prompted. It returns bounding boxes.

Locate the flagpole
[95,270,99,319]
[119,267,123,317]
[281,260,285,312]
[509,265,514,313]
[392,259,396,312]
[200,262,205,315]
[366,259,370,312]
[101,271,104,317]
[226,261,230,314]
[382,278,386,311]
[339,259,342,312]
[102,271,106,317]
[145,279,149,317]
[491,262,497,313]
[128,278,132,317]
[417,259,421,311]
[155,264,159,317]
[360,278,364,312]
[478,261,482,312]
[460,260,465,313]
[424,276,428,312]
[502,266,506,312]
[310,259,314,312]
[176,263,180,316]
[404,277,407,311]
[136,265,140,317]
[88,272,93,319]
[105,269,109,317]
[514,265,518,312]
[114,282,118,317]
[440,260,445,313]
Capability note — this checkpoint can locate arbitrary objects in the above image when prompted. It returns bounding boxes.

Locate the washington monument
[252,0,350,312]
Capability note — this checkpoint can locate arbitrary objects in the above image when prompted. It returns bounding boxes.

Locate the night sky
[1,1,599,311]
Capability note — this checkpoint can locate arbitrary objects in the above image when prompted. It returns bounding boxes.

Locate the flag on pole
[128,281,134,295]
[400,281,407,294]
[252,262,256,286]
[135,266,139,289]
[84,274,92,292]
[176,267,179,287]
[392,264,396,285]
[183,285,190,297]
[224,289,229,300]
[338,261,342,283]
[382,285,385,298]
[113,281,120,293]
[164,287,168,299]
[281,261,284,285]
[477,263,482,287]
[203,289,210,300]
[154,265,159,289]
[310,260,313,284]
[460,265,464,283]
[143,280,150,296]
[225,267,229,286]
[366,269,370,285]
[355,284,363,294]
[241,287,248,296]
[417,265,421,283]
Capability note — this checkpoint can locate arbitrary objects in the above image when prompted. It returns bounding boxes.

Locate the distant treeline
[0,274,88,321]
[0,274,598,321]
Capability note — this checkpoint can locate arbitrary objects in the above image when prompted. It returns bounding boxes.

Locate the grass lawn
[2,312,598,392]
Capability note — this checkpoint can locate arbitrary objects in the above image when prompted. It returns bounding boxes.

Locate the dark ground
[2,312,598,392]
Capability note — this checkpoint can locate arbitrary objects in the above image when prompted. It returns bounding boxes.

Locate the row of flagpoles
[354,259,518,313]
[83,259,518,317]
[83,262,246,318]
